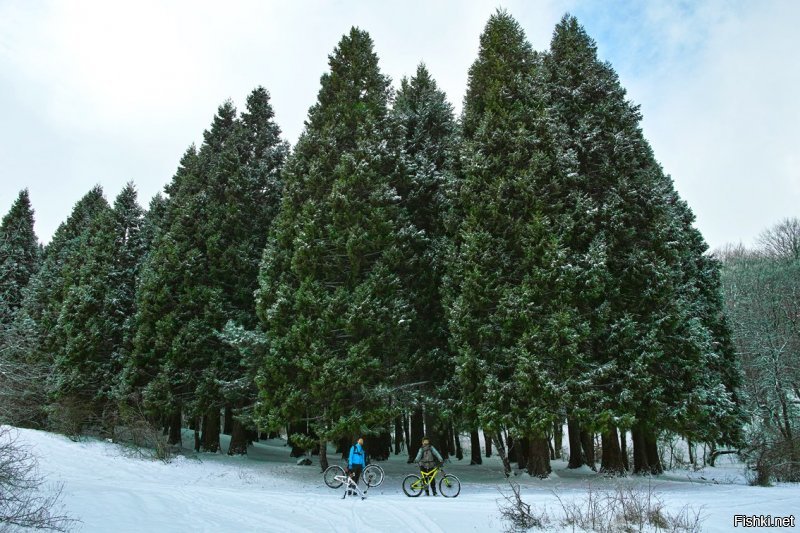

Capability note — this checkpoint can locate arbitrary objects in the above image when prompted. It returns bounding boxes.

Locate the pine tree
[544,14,742,473]
[9,187,110,430]
[392,64,458,461]
[0,189,40,324]
[128,144,211,444]
[207,88,289,455]
[446,11,579,477]
[130,90,287,452]
[49,184,146,431]
[0,190,43,426]
[256,28,419,470]
[26,187,110,365]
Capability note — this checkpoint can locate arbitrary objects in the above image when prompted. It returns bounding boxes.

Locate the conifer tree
[9,187,110,429]
[392,64,458,461]
[0,190,40,324]
[446,11,579,477]
[130,89,287,452]
[544,14,741,473]
[25,187,110,366]
[256,28,419,470]
[50,184,145,430]
[0,190,43,426]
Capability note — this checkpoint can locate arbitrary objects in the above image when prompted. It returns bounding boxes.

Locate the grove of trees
[2,11,761,481]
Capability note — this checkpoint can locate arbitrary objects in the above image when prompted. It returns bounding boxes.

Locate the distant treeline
[3,11,764,480]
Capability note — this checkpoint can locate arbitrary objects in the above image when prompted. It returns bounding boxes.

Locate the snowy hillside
[10,427,798,532]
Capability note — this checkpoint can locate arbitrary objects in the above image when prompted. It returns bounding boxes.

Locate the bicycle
[323,462,384,489]
[402,464,461,498]
[332,470,369,500]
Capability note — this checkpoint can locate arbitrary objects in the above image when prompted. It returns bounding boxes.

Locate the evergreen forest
[2,11,796,484]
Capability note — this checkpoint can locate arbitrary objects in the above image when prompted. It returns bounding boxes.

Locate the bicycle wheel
[323,465,345,489]
[363,464,384,487]
[439,474,461,498]
[402,474,423,497]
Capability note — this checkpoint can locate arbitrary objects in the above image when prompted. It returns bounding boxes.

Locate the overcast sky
[1,0,798,251]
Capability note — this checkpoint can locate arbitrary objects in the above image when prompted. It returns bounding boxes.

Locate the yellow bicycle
[402,465,461,498]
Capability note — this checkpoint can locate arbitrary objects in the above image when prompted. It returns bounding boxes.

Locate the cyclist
[414,436,443,496]
[347,436,366,494]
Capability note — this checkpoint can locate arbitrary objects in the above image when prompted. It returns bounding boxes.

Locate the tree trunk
[619,429,629,471]
[168,407,182,446]
[338,436,350,460]
[553,421,563,459]
[580,429,595,470]
[200,409,220,453]
[517,436,530,471]
[193,418,201,453]
[527,435,552,478]
[447,423,456,457]
[470,430,482,465]
[600,427,625,475]
[644,427,663,474]
[228,416,248,456]
[319,438,329,472]
[632,424,650,474]
[223,405,233,435]
[492,432,512,477]
[688,438,695,466]
[408,407,424,463]
[402,413,411,455]
[453,426,463,460]
[394,416,404,455]
[365,432,391,461]
[484,430,493,457]
[506,433,517,463]
[567,418,584,468]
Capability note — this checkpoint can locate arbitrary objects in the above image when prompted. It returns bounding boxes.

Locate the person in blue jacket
[347,436,366,491]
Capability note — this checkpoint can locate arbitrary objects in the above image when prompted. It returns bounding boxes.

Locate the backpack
[420,446,436,468]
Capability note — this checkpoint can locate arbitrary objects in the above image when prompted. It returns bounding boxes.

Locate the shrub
[0,426,76,531]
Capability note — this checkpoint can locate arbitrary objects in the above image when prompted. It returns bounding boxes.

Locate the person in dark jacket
[347,436,366,493]
[414,436,443,496]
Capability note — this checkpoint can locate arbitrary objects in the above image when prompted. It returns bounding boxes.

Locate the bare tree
[720,244,800,484]
[0,315,49,428]
[757,217,800,260]
[0,427,76,531]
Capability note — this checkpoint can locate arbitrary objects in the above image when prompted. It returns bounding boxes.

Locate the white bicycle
[323,463,385,490]
[332,470,369,500]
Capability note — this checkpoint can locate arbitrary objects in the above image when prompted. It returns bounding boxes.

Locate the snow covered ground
[10,427,799,532]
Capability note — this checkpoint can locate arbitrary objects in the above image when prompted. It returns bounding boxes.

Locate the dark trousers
[350,464,363,485]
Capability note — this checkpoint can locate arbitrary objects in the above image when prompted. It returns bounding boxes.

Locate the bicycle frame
[416,467,440,489]
[334,473,367,500]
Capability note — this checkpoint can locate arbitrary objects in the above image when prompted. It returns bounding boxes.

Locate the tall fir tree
[392,64,458,460]
[24,187,110,366]
[0,190,43,426]
[544,14,741,473]
[446,11,580,477]
[255,28,420,470]
[9,187,110,429]
[130,89,287,452]
[50,184,146,431]
[0,189,41,324]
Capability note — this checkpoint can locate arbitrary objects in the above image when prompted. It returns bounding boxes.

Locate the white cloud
[0,0,797,251]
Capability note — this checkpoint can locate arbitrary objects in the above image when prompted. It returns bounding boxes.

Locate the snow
[10,427,800,532]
